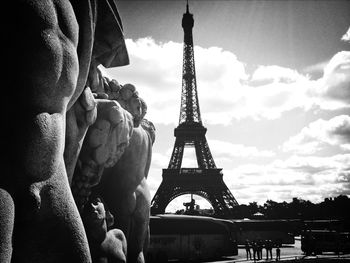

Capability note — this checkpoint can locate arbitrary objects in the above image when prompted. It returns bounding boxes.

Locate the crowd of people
[245,240,281,261]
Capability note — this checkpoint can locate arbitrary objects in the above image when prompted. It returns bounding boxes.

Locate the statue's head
[82,196,108,234]
[114,83,147,127]
[126,97,143,127]
[120,83,137,100]
[96,79,149,127]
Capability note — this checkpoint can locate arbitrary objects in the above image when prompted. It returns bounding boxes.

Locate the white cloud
[103,38,350,125]
[223,154,350,204]
[150,152,170,168]
[309,51,350,110]
[342,144,350,151]
[341,26,350,43]
[245,52,350,119]
[209,139,275,158]
[237,79,312,120]
[283,115,350,154]
[99,37,350,207]
[303,61,328,75]
[102,38,183,125]
[251,65,305,84]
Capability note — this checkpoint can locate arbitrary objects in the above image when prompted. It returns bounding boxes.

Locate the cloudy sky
[103,0,350,211]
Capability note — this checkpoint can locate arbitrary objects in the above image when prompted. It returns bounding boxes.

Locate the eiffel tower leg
[194,139,216,169]
[168,139,185,169]
[151,182,173,214]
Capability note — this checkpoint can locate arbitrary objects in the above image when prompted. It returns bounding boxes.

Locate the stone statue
[82,196,127,263]
[95,83,156,263]
[1,1,129,262]
[72,59,155,263]
[71,63,134,211]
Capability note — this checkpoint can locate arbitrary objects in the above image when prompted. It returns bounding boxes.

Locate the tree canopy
[232,195,350,220]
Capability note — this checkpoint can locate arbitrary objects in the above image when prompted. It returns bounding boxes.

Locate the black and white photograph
[2,0,350,263]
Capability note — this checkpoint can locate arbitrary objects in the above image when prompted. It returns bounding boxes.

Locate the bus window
[147,215,238,262]
[301,230,350,255]
[232,219,295,245]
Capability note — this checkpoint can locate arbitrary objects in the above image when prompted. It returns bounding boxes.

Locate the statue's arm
[102,229,127,263]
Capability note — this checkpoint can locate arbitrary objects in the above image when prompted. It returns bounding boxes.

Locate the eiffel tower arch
[151,2,238,218]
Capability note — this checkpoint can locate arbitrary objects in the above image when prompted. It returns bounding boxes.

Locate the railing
[181,168,203,174]
[162,168,223,177]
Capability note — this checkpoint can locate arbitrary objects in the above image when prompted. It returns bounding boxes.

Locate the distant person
[252,241,258,262]
[257,239,263,260]
[245,240,252,260]
[265,240,273,260]
[276,245,281,261]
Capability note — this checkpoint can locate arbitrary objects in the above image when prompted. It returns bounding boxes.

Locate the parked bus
[232,219,295,245]
[301,230,350,255]
[147,214,238,262]
[302,219,350,233]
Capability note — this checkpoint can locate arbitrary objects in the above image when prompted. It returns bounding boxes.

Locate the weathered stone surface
[72,98,134,210]
[95,93,156,263]
[65,86,98,184]
[1,1,129,262]
[71,59,135,212]
[0,189,14,263]
[77,63,155,263]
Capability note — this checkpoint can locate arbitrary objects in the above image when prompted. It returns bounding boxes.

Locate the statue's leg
[117,194,135,241]
[0,189,14,263]
[128,183,151,263]
[108,192,139,263]
[10,169,92,263]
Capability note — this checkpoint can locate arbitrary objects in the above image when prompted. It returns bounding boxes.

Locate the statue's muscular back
[2,0,93,262]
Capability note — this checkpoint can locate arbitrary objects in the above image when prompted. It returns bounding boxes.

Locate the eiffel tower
[151,2,238,218]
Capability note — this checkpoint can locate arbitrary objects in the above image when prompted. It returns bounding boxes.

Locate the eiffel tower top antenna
[179,0,201,125]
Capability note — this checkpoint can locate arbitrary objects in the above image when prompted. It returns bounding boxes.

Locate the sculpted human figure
[71,58,154,263]
[71,62,153,263]
[1,1,129,262]
[82,196,127,263]
[71,61,134,211]
[95,83,155,263]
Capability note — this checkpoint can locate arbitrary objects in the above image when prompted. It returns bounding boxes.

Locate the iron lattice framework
[151,3,238,218]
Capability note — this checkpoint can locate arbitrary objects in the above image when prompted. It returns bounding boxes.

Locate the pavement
[224,254,350,263]
[199,239,350,263]
[175,238,350,263]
